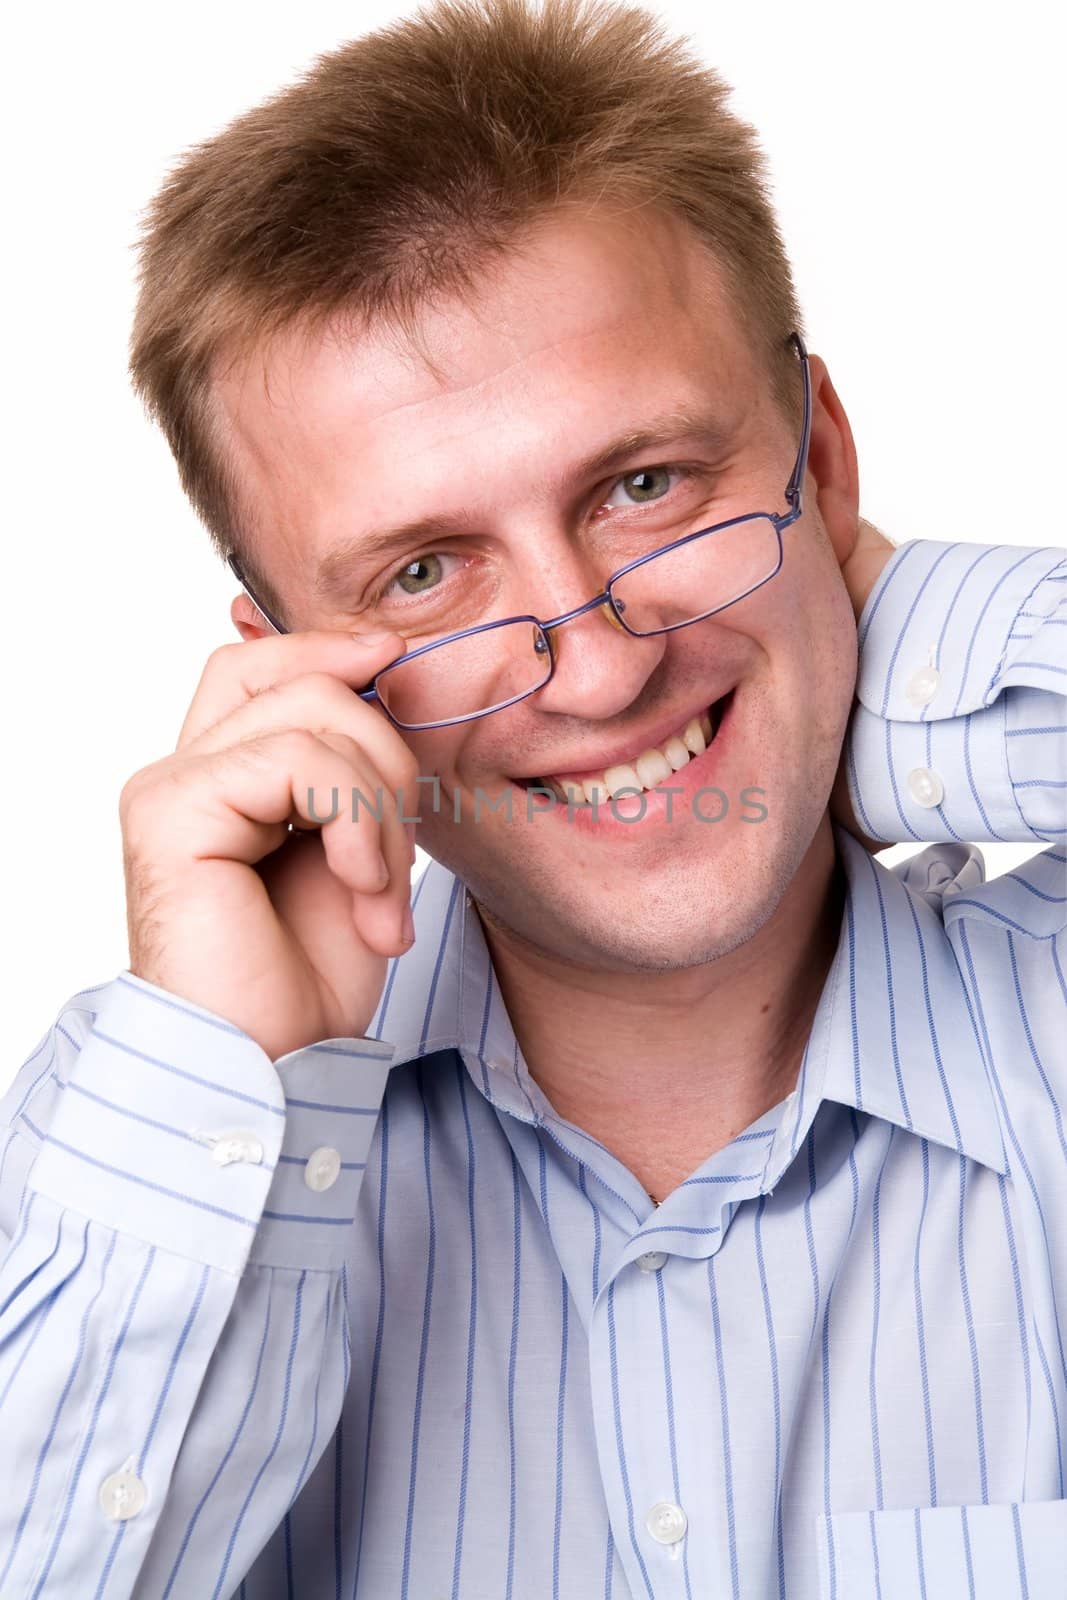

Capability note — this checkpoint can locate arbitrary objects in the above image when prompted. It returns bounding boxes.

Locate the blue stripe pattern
[1,536,1065,1598]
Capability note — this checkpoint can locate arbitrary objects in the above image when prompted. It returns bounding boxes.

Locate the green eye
[622,467,672,504]
[396,553,444,594]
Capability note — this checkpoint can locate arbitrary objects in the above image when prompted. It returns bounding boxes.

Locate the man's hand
[119,630,419,1060]
[830,517,898,852]
[839,516,897,623]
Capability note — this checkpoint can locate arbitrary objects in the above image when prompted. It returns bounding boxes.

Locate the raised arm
[832,530,1066,848]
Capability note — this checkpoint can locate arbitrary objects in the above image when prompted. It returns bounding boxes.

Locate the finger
[314,734,415,952]
[177,629,406,749]
[147,730,396,904]
[183,670,420,804]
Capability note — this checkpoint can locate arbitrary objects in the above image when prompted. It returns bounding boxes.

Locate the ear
[803,353,861,569]
[230,592,275,641]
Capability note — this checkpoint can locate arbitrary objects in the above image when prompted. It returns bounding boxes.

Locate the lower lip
[513,689,740,838]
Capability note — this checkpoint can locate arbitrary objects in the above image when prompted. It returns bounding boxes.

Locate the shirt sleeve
[0,971,394,1597]
[845,538,1067,845]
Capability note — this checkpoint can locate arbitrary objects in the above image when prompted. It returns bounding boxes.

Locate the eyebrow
[312,405,738,601]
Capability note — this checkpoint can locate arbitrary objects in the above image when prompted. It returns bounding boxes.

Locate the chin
[584,911,769,973]
[425,757,829,968]
[481,813,806,972]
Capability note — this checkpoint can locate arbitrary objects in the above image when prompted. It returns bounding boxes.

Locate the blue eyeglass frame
[227,330,812,731]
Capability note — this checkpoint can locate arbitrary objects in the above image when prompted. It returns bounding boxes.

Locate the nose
[535,595,667,720]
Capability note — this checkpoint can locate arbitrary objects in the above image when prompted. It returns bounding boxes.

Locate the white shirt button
[99,1462,146,1521]
[907,766,945,808]
[210,1131,264,1167]
[905,665,941,706]
[645,1500,687,1545]
[636,1250,669,1273]
[487,1057,510,1073]
[304,1146,342,1192]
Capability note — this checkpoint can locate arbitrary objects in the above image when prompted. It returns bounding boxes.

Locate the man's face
[218,205,859,972]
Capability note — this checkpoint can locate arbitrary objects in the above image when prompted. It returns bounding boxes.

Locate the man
[1,1,1064,1596]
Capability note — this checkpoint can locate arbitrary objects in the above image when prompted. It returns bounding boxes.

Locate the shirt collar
[367,824,1008,1177]
[778,825,1008,1178]
[367,861,555,1127]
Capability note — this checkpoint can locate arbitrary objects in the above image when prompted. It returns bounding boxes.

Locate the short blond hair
[129,0,804,610]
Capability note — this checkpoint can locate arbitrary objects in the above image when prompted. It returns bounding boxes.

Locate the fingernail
[404,820,417,861]
[351,630,394,644]
[374,850,390,888]
[402,904,415,944]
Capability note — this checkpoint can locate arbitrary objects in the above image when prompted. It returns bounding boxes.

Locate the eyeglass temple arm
[783,331,813,521]
[226,553,291,637]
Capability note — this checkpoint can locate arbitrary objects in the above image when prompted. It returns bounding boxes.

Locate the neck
[475,816,845,1203]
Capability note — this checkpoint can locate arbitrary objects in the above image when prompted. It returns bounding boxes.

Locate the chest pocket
[816,1499,1067,1599]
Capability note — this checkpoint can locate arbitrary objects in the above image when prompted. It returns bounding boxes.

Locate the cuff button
[210,1132,264,1167]
[907,766,945,808]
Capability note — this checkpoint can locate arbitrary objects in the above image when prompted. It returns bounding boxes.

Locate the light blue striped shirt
[1,536,1065,1600]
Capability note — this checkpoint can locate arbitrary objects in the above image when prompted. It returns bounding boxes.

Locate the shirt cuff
[847,538,1067,844]
[27,972,395,1275]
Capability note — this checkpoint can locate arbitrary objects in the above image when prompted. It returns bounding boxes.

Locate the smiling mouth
[515,689,734,805]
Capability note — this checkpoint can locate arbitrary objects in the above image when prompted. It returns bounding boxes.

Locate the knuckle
[320,730,364,767]
[117,774,141,817]
[295,669,345,700]
[275,726,342,770]
[253,674,349,733]
[119,766,172,845]
[272,672,347,724]
[221,734,272,772]
[201,640,243,684]
[263,727,318,765]
[118,763,160,818]
[300,672,379,732]
[218,729,295,776]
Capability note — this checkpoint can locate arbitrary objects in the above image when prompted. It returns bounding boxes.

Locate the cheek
[396,733,445,819]
[756,550,857,747]
[797,568,858,747]
[400,730,484,823]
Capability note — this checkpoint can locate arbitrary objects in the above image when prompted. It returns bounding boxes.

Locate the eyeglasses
[227,331,812,731]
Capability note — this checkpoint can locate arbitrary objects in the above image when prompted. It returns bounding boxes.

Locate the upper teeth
[539,709,714,805]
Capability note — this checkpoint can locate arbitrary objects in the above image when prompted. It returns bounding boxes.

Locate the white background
[3,0,1063,1077]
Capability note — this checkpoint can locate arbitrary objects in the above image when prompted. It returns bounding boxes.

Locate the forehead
[212,206,758,567]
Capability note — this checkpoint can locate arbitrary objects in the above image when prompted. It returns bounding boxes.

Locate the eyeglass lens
[375,514,780,728]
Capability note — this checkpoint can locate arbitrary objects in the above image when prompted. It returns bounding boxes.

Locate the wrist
[842,518,897,622]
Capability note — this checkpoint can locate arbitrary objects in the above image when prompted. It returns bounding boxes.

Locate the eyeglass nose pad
[599,597,626,633]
